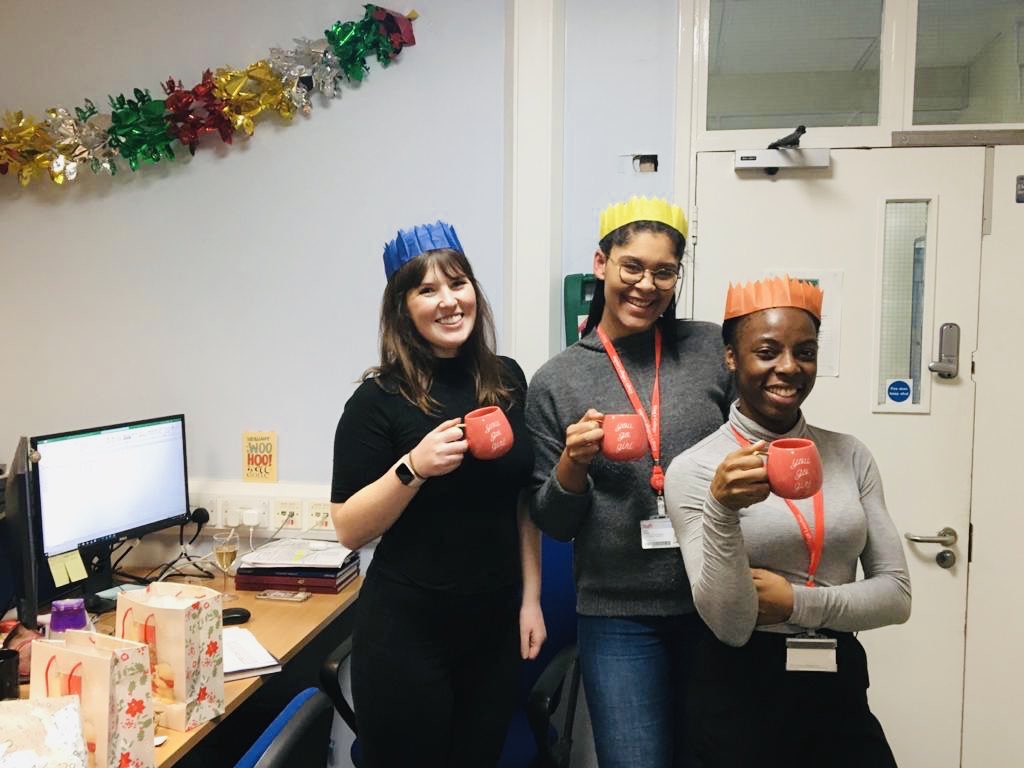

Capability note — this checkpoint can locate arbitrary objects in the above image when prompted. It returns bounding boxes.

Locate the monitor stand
[79,542,117,614]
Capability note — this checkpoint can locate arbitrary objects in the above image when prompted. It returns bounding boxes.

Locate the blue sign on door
[887,379,912,403]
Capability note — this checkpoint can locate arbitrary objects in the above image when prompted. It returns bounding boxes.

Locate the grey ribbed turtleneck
[663,402,911,647]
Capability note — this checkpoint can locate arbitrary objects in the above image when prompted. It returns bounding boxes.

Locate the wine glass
[212,529,239,602]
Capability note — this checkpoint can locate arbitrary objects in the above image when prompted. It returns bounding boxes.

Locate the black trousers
[687,624,898,768]
[351,571,521,768]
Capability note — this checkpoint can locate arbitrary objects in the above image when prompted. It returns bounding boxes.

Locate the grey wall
[562,0,680,286]
[0,0,506,483]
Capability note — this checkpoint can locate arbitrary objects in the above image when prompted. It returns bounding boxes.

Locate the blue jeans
[578,613,701,768]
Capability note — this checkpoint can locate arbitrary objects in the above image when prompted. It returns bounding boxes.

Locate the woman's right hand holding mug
[555,409,604,494]
[710,440,770,511]
[409,418,469,479]
[563,408,605,467]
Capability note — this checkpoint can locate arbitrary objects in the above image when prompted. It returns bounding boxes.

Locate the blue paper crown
[382,220,464,279]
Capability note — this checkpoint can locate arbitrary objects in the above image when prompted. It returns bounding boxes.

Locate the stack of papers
[237,539,354,569]
[222,627,281,682]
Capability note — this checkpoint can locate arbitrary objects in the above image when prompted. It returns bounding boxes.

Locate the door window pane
[914,0,1024,125]
[878,201,929,406]
[707,0,882,130]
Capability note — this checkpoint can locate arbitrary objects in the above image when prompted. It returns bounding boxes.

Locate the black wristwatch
[394,454,426,488]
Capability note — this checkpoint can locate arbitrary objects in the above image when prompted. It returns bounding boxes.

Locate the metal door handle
[927,322,960,379]
[904,527,958,546]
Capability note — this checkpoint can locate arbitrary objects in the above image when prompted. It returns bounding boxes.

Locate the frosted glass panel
[878,202,929,405]
[707,0,882,130]
[914,0,1024,125]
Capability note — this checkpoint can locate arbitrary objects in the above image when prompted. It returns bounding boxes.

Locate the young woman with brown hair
[330,221,545,768]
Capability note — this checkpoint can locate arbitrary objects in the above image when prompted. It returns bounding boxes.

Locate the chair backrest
[497,535,578,768]
[235,687,333,768]
[517,535,576,699]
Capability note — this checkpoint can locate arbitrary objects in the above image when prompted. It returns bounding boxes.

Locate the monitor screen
[30,415,190,557]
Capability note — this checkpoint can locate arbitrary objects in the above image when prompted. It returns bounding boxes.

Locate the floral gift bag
[28,631,153,768]
[115,583,224,732]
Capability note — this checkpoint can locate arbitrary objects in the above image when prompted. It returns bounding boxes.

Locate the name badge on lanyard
[640,514,679,549]
[785,633,838,673]
[596,326,676,551]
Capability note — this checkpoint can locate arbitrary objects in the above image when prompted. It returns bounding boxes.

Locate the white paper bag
[29,631,154,768]
[115,582,224,732]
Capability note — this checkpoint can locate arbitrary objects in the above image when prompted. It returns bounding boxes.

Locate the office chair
[234,687,334,768]
[321,535,581,768]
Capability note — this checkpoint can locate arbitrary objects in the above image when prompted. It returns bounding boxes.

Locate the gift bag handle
[67,661,83,696]
[144,613,157,643]
[44,655,58,696]
[119,607,133,639]
[44,657,83,697]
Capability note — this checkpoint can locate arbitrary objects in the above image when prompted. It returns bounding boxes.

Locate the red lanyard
[731,426,824,587]
[596,326,664,493]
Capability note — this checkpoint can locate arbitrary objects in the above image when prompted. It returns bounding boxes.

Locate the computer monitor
[22,414,191,613]
[2,437,40,627]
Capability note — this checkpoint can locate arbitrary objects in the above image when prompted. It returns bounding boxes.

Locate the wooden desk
[21,575,360,768]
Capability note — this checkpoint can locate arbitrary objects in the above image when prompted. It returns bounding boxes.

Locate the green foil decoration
[325,5,401,83]
[107,88,174,171]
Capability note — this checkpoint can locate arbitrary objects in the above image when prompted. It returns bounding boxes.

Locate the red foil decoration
[163,70,234,155]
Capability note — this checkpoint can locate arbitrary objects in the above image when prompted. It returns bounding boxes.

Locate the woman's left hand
[751,568,794,625]
[519,601,547,660]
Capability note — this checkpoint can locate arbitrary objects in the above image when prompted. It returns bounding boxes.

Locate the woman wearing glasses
[526,197,732,767]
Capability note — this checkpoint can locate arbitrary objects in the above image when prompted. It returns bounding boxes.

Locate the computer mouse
[222,607,251,625]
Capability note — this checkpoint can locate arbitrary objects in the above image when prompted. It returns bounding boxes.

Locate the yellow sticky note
[64,549,88,582]
[47,552,71,587]
[46,550,88,587]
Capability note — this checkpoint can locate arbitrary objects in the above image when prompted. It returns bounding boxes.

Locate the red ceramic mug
[463,406,514,460]
[766,438,823,500]
[600,414,648,462]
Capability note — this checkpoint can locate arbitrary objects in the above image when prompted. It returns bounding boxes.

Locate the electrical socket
[272,499,302,532]
[224,497,269,528]
[192,495,222,528]
[304,500,332,532]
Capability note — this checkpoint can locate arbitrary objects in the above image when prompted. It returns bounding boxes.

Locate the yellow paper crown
[598,195,688,240]
[724,275,824,321]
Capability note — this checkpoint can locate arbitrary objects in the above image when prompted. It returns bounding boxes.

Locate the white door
[691,147,985,768]
[961,145,1024,766]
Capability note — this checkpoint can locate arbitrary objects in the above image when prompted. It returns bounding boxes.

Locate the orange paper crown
[723,275,824,321]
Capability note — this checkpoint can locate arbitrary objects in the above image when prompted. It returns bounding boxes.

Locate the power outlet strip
[187,480,336,539]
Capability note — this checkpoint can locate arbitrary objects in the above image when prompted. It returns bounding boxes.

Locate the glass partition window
[914,0,1024,125]
[877,201,930,407]
[707,0,883,130]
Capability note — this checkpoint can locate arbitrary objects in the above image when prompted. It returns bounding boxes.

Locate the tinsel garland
[0,4,416,187]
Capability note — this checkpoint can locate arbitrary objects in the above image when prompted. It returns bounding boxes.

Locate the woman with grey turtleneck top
[663,278,909,768]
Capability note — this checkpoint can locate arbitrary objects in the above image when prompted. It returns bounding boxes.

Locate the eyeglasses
[607,256,680,291]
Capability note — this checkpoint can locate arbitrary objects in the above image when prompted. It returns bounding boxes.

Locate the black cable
[111,540,138,573]
[148,508,215,582]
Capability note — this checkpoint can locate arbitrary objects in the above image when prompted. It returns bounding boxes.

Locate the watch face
[395,462,416,485]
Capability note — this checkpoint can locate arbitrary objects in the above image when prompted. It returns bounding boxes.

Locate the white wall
[0,0,506,485]
[561,0,680,284]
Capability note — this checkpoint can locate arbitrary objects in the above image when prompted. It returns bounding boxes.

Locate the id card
[640,516,679,549]
[785,635,838,673]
